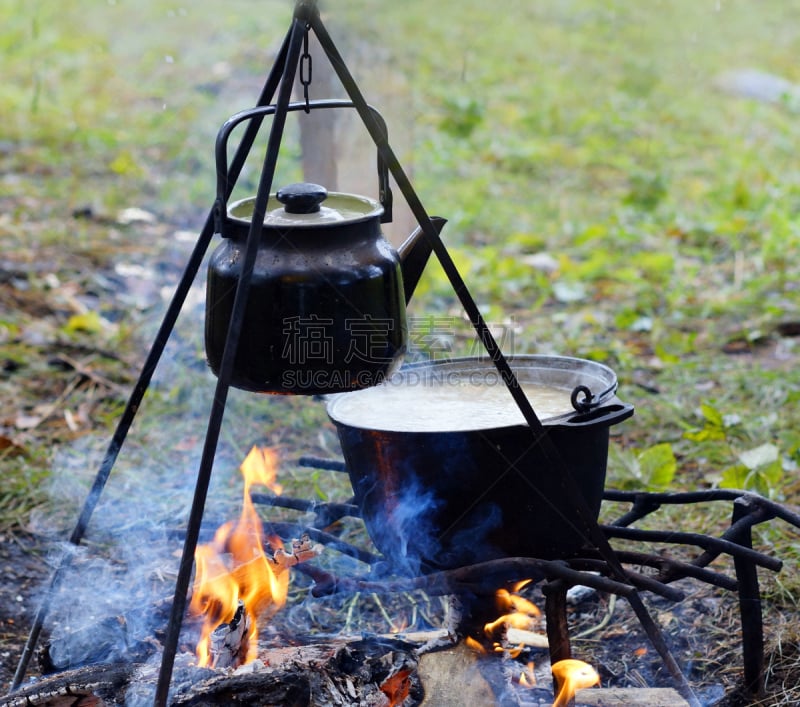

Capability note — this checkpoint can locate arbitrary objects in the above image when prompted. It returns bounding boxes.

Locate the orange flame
[189,445,289,667]
[477,585,598,705]
[505,643,525,659]
[512,579,533,593]
[465,635,487,654]
[496,587,541,618]
[517,661,536,688]
[483,584,543,648]
[551,659,600,707]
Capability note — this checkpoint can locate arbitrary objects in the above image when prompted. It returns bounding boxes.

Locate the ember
[379,668,413,706]
[188,445,319,668]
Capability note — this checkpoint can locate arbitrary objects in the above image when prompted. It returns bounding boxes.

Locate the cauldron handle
[213,99,392,234]
[559,402,634,428]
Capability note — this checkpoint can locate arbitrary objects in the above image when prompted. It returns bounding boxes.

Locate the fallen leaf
[552,281,588,303]
[739,443,779,470]
[521,252,559,273]
[14,415,42,430]
[117,206,157,224]
[63,409,79,432]
[0,435,27,456]
[658,611,675,627]
[380,669,413,705]
[63,311,104,335]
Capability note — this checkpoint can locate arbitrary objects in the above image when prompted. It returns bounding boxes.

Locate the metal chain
[300,24,312,112]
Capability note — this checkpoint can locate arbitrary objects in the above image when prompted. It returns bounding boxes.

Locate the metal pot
[326,356,634,574]
[204,104,444,395]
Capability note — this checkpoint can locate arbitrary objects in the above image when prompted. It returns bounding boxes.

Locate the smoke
[356,463,507,577]
[377,476,442,577]
[32,382,225,677]
[41,513,180,674]
[437,502,504,569]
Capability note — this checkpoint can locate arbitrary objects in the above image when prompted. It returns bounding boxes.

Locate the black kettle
[205,183,445,394]
[205,104,445,395]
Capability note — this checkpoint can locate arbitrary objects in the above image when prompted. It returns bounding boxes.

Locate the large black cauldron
[326,356,633,574]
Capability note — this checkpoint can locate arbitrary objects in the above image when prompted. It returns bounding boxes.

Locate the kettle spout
[397,216,447,305]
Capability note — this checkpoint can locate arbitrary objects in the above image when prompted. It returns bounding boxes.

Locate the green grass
[2,0,798,525]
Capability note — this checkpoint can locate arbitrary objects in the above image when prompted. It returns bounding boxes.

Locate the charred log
[170,671,312,706]
[0,663,132,707]
[2,637,420,707]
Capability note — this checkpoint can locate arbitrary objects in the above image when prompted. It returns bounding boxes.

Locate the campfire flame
[481,582,543,655]
[517,660,536,688]
[189,445,290,667]
[484,586,542,636]
[477,583,599,704]
[551,658,600,707]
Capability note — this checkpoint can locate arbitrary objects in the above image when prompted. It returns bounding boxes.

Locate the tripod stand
[11,3,701,705]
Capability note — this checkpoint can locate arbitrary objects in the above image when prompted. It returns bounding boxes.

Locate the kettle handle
[214,100,393,230]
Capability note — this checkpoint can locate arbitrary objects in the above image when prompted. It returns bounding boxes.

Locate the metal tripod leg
[9,16,296,699]
[152,14,307,707]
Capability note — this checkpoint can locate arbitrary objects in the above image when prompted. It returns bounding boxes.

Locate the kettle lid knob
[276,182,328,214]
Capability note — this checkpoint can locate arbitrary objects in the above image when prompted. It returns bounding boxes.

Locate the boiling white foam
[329,379,572,432]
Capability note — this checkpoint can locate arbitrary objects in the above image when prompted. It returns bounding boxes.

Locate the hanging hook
[300,24,313,113]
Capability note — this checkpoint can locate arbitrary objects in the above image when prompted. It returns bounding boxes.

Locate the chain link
[300,24,313,113]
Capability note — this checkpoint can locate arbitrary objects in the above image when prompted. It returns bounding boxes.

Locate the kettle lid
[228,182,383,228]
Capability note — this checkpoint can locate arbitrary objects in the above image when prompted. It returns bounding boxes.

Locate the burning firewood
[271,533,323,570]
[199,534,324,671]
[189,444,326,671]
[208,601,250,669]
[2,636,421,707]
[505,627,549,649]
[479,584,549,654]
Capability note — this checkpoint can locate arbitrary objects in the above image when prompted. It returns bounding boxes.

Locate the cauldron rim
[325,354,620,433]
